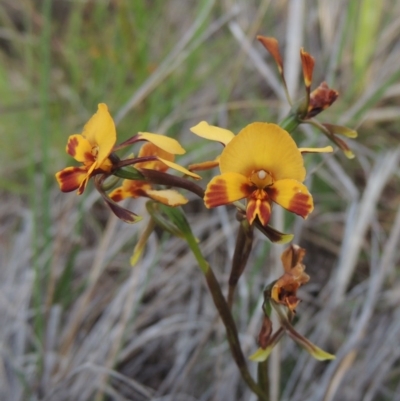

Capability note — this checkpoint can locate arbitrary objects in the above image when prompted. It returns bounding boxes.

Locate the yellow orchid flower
[55,103,116,195]
[109,142,191,207]
[189,120,332,172]
[200,122,322,227]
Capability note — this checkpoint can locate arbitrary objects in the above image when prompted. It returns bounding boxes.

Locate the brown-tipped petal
[204,172,251,208]
[268,179,314,219]
[55,166,89,194]
[300,48,315,91]
[306,82,338,119]
[66,134,94,163]
[257,36,284,74]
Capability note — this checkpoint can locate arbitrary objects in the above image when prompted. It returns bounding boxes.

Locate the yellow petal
[204,172,251,208]
[137,132,185,155]
[190,121,235,146]
[81,103,116,166]
[249,346,274,362]
[156,157,201,179]
[220,123,306,182]
[109,180,151,201]
[66,135,94,164]
[268,179,313,218]
[55,166,89,193]
[299,146,333,154]
[136,142,174,171]
[188,159,220,171]
[145,189,188,206]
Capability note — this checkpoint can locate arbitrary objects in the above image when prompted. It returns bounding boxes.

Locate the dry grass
[1,1,400,400]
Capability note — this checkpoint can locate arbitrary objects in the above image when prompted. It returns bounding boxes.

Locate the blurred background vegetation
[1,0,400,400]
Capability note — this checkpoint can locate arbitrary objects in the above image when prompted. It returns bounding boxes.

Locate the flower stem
[204,267,269,400]
[228,219,254,308]
[126,167,205,198]
[257,360,270,401]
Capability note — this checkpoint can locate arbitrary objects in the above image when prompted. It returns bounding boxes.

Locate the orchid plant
[55,36,356,400]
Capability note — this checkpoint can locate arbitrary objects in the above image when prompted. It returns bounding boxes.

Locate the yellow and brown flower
[199,122,316,227]
[109,141,196,207]
[55,103,116,194]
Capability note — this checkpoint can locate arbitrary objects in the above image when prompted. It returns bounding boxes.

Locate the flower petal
[300,48,315,90]
[135,142,174,171]
[66,134,94,163]
[249,328,285,362]
[189,159,220,171]
[299,146,333,154]
[204,172,251,208]
[55,166,89,193]
[156,157,201,179]
[190,121,235,146]
[246,195,271,226]
[137,132,185,155]
[257,36,284,75]
[322,123,358,138]
[219,123,306,182]
[109,180,151,201]
[268,179,313,218]
[306,82,338,119]
[104,197,143,224]
[145,189,188,206]
[255,223,294,244]
[82,103,117,166]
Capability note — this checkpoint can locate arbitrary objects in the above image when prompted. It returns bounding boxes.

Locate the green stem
[204,268,269,400]
[228,219,254,308]
[186,236,268,399]
[257,360,270,401]
[158,206,268,399]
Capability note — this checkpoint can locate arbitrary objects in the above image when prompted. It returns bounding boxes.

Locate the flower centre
[250,169,274,189]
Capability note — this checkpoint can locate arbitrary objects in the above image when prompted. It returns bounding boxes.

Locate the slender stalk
[185,232,268,400]
[257,360,270,401]
[135,168,205,198]
[227,219,254,308]
[204,268,269,401]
